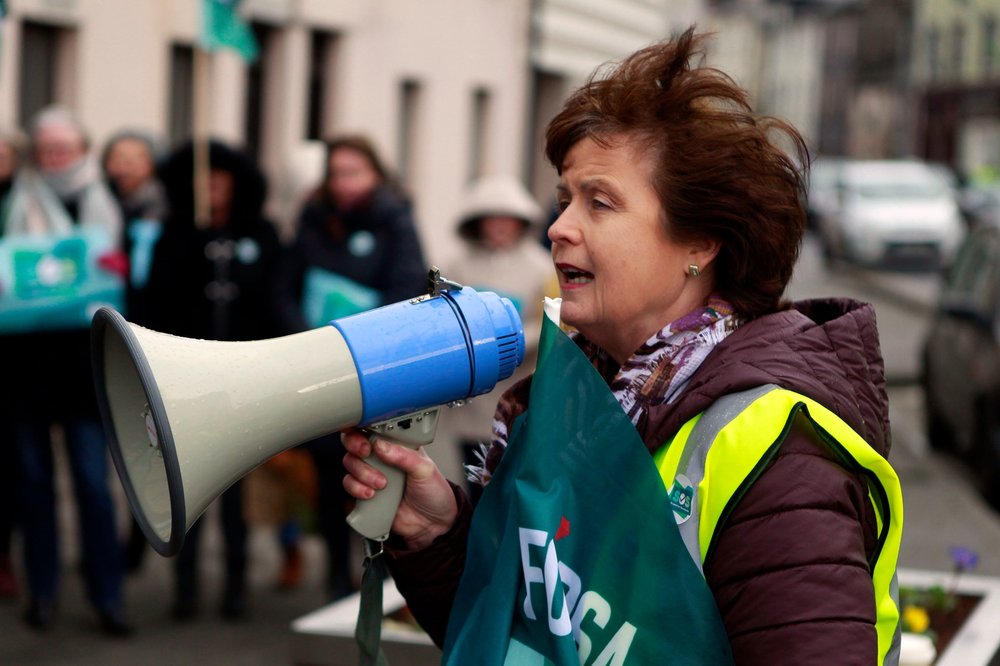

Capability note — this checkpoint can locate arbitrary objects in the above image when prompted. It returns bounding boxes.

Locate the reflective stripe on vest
[653,384,903,666]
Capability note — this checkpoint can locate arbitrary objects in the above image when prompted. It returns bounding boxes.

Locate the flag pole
[194,0,258,231]
[193,42,212,230]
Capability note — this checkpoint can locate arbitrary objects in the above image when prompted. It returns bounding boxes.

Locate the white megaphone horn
[91,271,524,556]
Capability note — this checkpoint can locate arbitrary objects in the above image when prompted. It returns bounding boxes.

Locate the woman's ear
[689,238,720,272]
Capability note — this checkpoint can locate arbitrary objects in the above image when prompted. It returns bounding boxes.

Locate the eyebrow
[556,177,619,195]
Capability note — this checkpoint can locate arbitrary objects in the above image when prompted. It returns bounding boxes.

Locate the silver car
[818,160,963,270]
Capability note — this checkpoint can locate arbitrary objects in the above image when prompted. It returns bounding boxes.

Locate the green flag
[442,314,734,664]
[200,0,258,63]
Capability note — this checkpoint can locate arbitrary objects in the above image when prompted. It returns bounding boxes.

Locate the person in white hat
[438,174,556,500]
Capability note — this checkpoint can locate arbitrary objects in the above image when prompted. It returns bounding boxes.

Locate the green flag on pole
[200,0,258,63]
[442,312,734,664]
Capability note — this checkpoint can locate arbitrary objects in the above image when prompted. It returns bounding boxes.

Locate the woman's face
[327,147,381,209]
[104,138,154,196]
[34,124,86,174]
[548,135,716,364]
[479,215,525,250]
[208,169,235,227]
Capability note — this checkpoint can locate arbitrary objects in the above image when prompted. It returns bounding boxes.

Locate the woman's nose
[547,208,580,245]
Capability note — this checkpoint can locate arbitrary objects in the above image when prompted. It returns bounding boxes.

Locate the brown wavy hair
[545,27,808,319]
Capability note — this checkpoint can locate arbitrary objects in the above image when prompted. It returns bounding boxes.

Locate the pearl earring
[688,264,700,277]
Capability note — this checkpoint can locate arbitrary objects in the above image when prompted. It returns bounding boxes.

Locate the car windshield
[854,180,948,200]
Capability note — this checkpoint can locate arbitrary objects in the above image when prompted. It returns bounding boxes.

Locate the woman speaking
[343,28,902,665]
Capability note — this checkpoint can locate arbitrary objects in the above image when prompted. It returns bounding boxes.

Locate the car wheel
[921,358,954,452]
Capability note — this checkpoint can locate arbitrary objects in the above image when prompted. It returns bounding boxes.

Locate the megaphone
[91,274,524,556]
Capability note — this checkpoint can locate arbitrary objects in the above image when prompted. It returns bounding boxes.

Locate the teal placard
[0,229,126,333]
[301,267,380,328]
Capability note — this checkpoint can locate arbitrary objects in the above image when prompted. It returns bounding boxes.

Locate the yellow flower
[903,605,931,634]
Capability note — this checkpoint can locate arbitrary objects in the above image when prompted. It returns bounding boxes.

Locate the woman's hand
[341,427,458,551]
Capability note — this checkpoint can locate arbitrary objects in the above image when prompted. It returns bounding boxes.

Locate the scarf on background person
[468,295,740,486]
[3,157,122,239]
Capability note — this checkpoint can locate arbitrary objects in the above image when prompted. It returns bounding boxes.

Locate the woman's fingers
[341,427,372,458]
[341,429,434,495]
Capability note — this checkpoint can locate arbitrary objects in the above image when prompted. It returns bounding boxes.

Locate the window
[244,22,275,161]
[397,79,421,189]
[526,68,566,227]
[18,21,73,126]
[468,87,491,182]
[984,16,998,74]
[952,22,965,77]
[167,44,195,146]
[927,28,940,81]
[306,30,339,141]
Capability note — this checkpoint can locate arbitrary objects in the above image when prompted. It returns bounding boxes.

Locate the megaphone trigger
[347,409,441,542]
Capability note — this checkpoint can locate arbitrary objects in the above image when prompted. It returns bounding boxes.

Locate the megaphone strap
[356,538,390,666]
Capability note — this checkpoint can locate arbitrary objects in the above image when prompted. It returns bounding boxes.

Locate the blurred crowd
[0,106,555,637]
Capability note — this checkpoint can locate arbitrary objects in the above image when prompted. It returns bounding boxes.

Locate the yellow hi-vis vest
[654,384,904,666]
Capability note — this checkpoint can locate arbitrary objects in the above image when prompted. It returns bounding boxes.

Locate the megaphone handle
[345,409,441,541]
[345,446,408,542]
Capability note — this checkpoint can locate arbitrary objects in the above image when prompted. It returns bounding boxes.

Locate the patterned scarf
[467,295,740,486]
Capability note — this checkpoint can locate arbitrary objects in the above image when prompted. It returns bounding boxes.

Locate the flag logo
[669,475,694,524]
[554,516,570,541]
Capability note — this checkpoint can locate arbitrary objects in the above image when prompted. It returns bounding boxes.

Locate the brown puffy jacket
[387,297,891,665]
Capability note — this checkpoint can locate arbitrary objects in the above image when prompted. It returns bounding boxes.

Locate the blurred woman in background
[100,130,169,574]
[276,135,427,600]
[4,106,130,637]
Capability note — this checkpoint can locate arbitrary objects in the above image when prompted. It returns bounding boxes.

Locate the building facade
[525,0,702,200]
[2,0,540,258]
[1,0,705,261]
[913,0,1000,179]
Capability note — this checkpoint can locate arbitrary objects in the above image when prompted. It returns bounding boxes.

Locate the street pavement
[2,238,999,664]
[0,475,339,665]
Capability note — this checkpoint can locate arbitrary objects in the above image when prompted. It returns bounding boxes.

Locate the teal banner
[0,229,125,333]
[442,315,734,664]
[201,0,259,63]
[301,267,380,328]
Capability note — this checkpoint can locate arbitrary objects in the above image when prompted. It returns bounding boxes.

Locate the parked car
[921,219,1000,506]
[958,183,1000,229]
[805,156,844,231]
[818,159,963,270]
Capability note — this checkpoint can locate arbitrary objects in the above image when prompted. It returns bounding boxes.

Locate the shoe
[23,600,56,631]
[170,596,199,622]
[278,544,303,590]
[219,589,247,621]
[97,609,134,638]
[123,537,147,575]
[0,555,19,598]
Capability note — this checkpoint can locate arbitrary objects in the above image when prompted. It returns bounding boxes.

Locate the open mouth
[558,264,594,285]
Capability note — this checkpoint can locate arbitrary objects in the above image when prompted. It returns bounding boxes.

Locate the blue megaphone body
[333,281,524,425]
